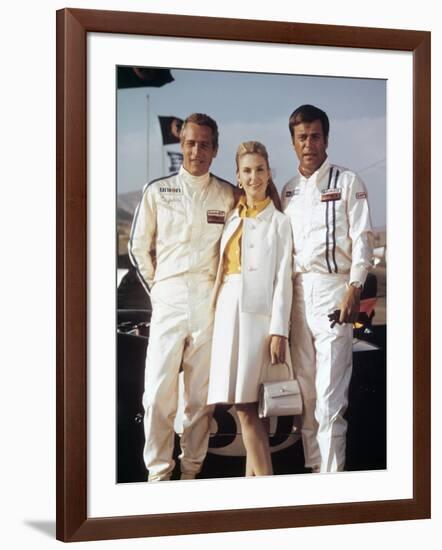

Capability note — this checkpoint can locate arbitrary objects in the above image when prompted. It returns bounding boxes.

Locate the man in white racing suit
[129,113,235,481]
[282,104,374,473]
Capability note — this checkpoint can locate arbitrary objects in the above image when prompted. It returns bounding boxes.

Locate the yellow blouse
[223,196,271,275]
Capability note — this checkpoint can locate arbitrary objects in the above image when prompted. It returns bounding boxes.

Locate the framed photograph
[115,65,387,485]
[56,8,431,542]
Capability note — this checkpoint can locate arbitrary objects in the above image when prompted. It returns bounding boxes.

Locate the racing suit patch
[356,191,367,199]
[159,187,182,194]
[320,189,341,202]
[207,210,226,224]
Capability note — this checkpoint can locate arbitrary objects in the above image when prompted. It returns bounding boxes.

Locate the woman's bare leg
[245,454,254,476]
[236,403,273,476]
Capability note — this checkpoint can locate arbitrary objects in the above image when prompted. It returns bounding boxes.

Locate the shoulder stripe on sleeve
[324,167,333,273]
[127,200,151,295]
[331,168,340,273]
[128,175,175,295]
[142,172,179,192]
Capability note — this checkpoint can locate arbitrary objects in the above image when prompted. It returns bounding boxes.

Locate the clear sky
[117,67,386,228]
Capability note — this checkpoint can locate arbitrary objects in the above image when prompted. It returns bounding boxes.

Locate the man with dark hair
[288,104,330,145]
[129,113,235,481]
[282,104,373,473]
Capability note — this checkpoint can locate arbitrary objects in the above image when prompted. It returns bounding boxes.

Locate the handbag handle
[263,360,294,382]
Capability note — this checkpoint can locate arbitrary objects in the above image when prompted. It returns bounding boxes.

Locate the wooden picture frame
[56,7,431,542]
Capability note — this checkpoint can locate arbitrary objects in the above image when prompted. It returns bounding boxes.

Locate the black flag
[117,67,174,89]
[158,116,183,145]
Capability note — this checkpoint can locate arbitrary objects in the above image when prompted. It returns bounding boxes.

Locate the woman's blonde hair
[235,141,282,212]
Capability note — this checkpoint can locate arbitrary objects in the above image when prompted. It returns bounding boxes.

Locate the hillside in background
[117,190,142,256]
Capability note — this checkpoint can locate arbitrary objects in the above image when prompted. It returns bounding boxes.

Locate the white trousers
[290,273,353,473]
[143,275,215,481]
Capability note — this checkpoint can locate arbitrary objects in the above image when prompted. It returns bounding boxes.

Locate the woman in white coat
[207,141,293,476]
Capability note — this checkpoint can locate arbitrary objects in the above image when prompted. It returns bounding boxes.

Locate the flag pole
[146,94,150,183]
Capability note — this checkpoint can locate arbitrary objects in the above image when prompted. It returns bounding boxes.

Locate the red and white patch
[207,210,226,224]
[320,189,341,202]
[356,191,367,199]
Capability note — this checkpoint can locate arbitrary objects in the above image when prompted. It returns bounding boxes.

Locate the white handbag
[258,362,303,418]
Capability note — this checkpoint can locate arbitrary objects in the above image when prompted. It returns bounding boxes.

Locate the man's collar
[179,165,210,186]
[297,158,330,181]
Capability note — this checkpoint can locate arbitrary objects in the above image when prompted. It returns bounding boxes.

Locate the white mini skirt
[207,274,276,405]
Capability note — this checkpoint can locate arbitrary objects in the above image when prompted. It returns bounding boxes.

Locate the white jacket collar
[297,158,330,184]
[229,199,276,222]
[179,165,210,188]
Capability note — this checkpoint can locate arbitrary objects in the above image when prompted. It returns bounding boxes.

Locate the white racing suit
[129,166,234,481]
[282,160,373,472]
